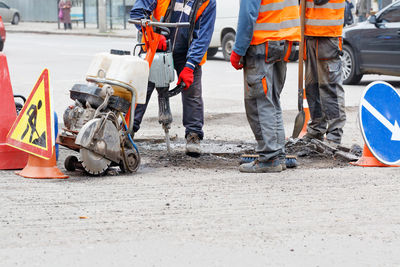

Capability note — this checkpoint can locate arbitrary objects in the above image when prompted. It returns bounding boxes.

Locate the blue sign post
[360,81,400,165]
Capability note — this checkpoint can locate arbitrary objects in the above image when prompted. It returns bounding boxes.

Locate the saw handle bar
[129,19,190,37]
[129,19,189,69]
[128,19,190,30]
[14,95,26,104]
[168,82,186,98]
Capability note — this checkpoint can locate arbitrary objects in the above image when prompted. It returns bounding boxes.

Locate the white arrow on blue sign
[360,81,400,165]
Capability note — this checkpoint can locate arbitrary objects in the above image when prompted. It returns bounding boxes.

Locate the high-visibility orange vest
[251,0,301,45]
[305,0,345,37]
[152,0,210,65]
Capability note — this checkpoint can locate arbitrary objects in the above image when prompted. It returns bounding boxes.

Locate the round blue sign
[360,81,400,165]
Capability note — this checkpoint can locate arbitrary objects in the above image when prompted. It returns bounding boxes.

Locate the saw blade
[80,148,111,175]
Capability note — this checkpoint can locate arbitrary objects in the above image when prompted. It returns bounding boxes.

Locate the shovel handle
[298,0,306,112]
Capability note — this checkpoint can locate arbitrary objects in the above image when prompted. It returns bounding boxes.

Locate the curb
[6,29,136,39]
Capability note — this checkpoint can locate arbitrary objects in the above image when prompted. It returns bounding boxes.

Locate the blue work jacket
[130,0,216,69]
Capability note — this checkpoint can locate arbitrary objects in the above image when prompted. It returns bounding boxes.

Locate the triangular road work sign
[6,69,54,160]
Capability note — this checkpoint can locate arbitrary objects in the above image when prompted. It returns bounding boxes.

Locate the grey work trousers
[133,54,204,139]
[244,41,288,162]
[305,36,346,143]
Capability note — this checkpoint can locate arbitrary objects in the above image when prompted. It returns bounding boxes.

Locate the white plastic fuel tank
[86,52,149,104]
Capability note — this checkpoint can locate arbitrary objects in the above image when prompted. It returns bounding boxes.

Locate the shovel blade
[292,110,306,138]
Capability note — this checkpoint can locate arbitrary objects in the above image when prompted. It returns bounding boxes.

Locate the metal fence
[2,0,136,28]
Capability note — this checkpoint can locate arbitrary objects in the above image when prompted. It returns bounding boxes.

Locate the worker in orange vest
[130,0,216,156]
[302,0,347,145]
[230,0,300,173]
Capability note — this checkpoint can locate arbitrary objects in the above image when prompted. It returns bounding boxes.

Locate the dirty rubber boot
[239,158,282,173]
[185,132,201,157]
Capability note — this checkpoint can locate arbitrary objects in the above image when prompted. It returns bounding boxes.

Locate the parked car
[0,16,5,51]
[0,1,20,25]
[207,0,239,61]
[341,0,400,85]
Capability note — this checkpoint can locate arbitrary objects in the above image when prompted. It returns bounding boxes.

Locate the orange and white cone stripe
[299,88,311,138]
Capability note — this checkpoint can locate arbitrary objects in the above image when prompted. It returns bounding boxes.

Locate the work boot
[279,156,287,171]
[239,158,282,173]
[185,132,201,157]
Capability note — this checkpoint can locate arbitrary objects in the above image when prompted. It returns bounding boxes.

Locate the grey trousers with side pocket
[305,36,346,143]
[243,41,288,162]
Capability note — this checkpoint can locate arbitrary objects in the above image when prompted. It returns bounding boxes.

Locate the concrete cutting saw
[57,19,189,175]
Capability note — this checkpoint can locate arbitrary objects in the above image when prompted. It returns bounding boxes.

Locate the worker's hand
[178,67,194,90]
[157,35,167,51]
[230,51,243,70]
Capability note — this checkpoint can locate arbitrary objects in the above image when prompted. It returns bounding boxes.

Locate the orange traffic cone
[16,147,68,179]
[0,53,28,169]
[298,88,311,138]
[350,144,398,167]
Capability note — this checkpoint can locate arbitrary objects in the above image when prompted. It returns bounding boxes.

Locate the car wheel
[222,32,235,61]
[0,40,3,52]
[341,44,363,85]
[12,14,20,25]
[207,47,218,58]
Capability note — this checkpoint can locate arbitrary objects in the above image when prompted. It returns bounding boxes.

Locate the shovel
[292,0,307,138]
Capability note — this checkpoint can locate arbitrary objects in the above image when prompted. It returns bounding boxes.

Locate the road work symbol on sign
[20,100,46,147]
[359,81,400,165]
[6,69,54,160]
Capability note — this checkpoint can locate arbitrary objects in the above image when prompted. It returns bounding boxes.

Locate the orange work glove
[177,67,194,90]
[157,35,167,51]
[230,50,243,70]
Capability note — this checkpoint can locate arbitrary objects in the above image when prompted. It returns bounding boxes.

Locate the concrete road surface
[1,33,400,266]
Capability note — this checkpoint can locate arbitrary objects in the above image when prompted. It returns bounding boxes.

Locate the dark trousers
[133,53,204,139]
[305,37,346,143]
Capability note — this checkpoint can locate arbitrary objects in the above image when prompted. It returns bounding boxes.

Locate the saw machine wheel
[120,148,141,173]
[80,148,111,175]
[64,155,79,172]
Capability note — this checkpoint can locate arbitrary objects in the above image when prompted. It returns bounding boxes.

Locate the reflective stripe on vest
[174,2,193,15]
[251,0,300,45]
[254,19,300,31]
[305,0,345,37]
[260,0,298,12]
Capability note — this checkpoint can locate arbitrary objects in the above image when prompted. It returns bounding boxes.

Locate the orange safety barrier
[17,147,68,179]
[350,144,399,167]
[0,53,28,169]
[298,88,310,138]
